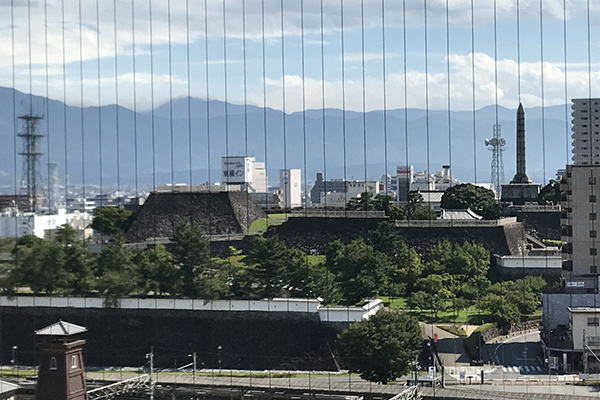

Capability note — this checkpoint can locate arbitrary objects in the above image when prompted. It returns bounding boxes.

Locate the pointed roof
[518,102,524,112]
[35,320,87,336]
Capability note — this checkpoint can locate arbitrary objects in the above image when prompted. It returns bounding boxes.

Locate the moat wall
[265,217,515,260]
[0,307,339,371]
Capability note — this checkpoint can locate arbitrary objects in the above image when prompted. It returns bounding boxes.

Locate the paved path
[421,323,471,368]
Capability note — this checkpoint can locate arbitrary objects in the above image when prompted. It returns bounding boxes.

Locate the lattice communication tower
[18,112,45,212]
[485,124,506,196]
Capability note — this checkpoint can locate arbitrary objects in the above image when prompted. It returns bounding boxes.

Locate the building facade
[572,98,600,165]
[279,169,302,208]
[561,164,600,285]
[221,156,268,193]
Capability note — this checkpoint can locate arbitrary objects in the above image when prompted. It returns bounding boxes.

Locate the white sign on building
[221,156,253,184]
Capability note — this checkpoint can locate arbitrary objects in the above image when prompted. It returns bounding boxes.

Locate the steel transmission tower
[485,124,506,196]
[17,112,44,212]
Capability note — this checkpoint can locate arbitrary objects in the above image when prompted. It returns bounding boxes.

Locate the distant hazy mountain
[0,86,572,193]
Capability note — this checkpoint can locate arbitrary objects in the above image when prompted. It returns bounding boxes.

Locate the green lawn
[248,213,290,235]
[379,296,540,324]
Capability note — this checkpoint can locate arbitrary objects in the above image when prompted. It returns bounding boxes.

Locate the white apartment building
[0,208,92,239]
[572,98,600,165]
[279,169,302,208]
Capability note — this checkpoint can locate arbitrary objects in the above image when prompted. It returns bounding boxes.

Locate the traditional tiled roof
[35,320,87,336]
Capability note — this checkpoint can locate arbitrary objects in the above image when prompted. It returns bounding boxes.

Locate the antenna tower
[485,124,506,196]
[17,111,44,212]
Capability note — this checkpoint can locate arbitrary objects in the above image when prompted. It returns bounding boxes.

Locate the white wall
[0,296,383,322]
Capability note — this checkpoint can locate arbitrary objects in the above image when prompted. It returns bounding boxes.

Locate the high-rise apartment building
[572,98,600,165]
[561,99,600,290]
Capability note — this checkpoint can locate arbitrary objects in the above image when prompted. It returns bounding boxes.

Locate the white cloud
[249,53,600,113]
[0,0,592,69]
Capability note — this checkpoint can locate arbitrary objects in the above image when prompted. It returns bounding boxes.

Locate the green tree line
[0,217,545,322]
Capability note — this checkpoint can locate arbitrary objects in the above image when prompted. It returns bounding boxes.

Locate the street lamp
[218,346,222,372]
[11,346,18,382]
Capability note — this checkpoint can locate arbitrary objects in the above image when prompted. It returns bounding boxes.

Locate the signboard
[428,366,436,378]
[549,356,559,370]
[221,157,252,184]
[566,281,586,288]
[459,371,466,380]
[397,165,413,175]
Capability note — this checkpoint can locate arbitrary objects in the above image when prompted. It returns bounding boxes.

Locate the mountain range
[0,86,572,194]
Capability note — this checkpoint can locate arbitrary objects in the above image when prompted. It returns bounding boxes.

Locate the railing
[388,385,422,400]
[290,210,387,218]
[395,217,517,228]
[87,374,151,400]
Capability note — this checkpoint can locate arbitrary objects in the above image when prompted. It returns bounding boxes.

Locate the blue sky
[1,0,599,112]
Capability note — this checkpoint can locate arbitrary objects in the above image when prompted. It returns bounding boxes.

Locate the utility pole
[147,347,154,400]
[189,352,197,385]
[584,329,588,375]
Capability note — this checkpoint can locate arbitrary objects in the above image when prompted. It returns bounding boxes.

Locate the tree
[135,243,177,296]
[337,310,422,384]
[427,241,490,284]
[244,236,292,298]
[10,236,68,294]
[477,293,521,324]
[56,225,95,295]
[538,179,561,205]
[412,206,437,220]
[440,183,501,219]
[91,206,133,237]
[95,236,138,304]
[170,219,215,298]
[346,192,376,211]
[325,239,394,304]
[287,254,342,304]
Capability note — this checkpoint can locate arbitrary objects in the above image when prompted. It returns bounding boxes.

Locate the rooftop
[35,320,87,336]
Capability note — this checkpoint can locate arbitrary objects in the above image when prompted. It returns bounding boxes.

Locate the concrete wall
[542,293,600,330]
[266,217,515,260]
[0,307,337,370]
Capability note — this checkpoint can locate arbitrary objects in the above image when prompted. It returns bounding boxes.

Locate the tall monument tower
[500,103,541,205]
[35,321,87,400]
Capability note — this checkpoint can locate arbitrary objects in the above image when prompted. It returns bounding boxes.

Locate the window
[588,317,600,327]
[591,213,597,220]
[49,357,57,370]
[591,176,597,185]
[71,355,77,369]
[591,195,597,203]
[591,248,598,256]
[589,336,600,347]
[591,230,597,238]
[591,265,598,274]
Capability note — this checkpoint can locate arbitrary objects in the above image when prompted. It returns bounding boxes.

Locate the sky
[1,0,600,114]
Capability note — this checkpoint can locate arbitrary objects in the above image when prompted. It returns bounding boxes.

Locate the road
[483,331,548,378]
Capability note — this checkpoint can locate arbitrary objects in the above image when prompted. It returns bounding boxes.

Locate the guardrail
[88,374,150,400]
[395,217,517,227]
[290,210,386,218]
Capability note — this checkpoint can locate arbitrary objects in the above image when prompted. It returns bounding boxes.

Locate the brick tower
[34,321,87,400]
